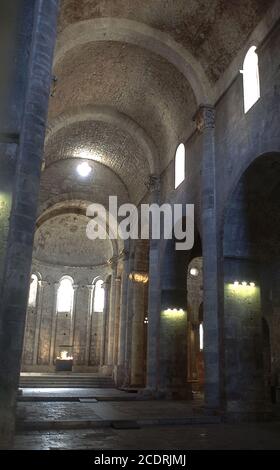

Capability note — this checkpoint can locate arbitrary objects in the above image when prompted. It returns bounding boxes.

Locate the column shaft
[146,177,161,391]
[196,106,221,408]
[107,267,117,366]
[0,0,59,448]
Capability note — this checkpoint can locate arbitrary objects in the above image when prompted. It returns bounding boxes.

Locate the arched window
[198,302,204,351]
[242,46,260,113]
[175,143,185,189]
[57,276,74,314]
[93,279,105,313]
[199,323,204,351]
[28,274,39,307]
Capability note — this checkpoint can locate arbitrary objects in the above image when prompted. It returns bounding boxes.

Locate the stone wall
[22,259,111,372]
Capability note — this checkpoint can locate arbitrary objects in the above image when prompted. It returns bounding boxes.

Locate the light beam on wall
[229,281,257,296]
[162,308,185,318]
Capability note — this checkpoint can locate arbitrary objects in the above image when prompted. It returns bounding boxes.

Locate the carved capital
[107,257,118,269]
[119,248,129,261]
[50,75,58,97]
[107,249,128,268]
[145,174,161,193]
[194,105,215,133]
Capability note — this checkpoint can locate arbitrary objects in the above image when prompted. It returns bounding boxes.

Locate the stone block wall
[22,259,111,372]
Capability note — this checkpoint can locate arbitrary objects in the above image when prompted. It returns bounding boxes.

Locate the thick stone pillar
[194,106,221,409]
[123,248,136,386]
[158,239,192,399]
[0,0,59,448]
[146,176,161,392]
[131,281,147,387]
[224,259,264,416]
[115,256,129,386]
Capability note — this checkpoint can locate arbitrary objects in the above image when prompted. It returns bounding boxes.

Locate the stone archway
[223,152,280,417]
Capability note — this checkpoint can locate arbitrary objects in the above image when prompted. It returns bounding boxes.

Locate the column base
[99,365,113,376]
[160,386,193,400]
[224,400,276,422]
[0,407,15,449]
[140,385,193,401]
[113,365,126,387]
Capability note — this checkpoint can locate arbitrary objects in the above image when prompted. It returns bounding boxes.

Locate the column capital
[107,257,118,270]
[145,174,161,193]
[86,284,94,291]
[194,105,215,133]
[107,249,129,269]
[119,248,129,261]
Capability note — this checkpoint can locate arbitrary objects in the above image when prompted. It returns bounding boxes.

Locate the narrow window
[242,46,260,113]
[199,323,204,351]
[175,143,185,189]
[57,277,74,313]
[28,274,38,307]
[94,279,105,313]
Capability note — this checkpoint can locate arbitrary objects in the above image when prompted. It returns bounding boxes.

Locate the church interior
[0,0,280,450]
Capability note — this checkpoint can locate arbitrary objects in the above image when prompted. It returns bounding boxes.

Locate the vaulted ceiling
[57,0,272,82]
[35,0,274,267]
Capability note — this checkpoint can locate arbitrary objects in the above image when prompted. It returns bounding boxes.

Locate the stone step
[19,375,115,389]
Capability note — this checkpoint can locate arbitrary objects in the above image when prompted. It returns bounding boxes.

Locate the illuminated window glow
[242,46,260,113]
[77,161,92,177]
[57,277,74,313]
[94,279,105,313]
[190,268,199,277]
[28,274,38,307]
[175,143,185,189]
[199,323,204,351]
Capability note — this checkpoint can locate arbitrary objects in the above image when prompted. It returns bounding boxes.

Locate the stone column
[113,274,122,366]
[145,176,161,392]
[32,279,46,365]
[49,282,59,366]
[100,279,110,367]
[115,256,130,386]
[69,284,78,357]
[107,264,117,368]
[72,284,90,366]
[85,285,94,366]
[194,105,221,409]
[37,281,56,366]
[0,0,59,448]
[130,281,146,386]
[123,247,136,387]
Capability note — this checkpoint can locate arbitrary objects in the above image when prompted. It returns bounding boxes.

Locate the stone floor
[14,423,280,450]
[15,388,280,450]
[17,399,208,428]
